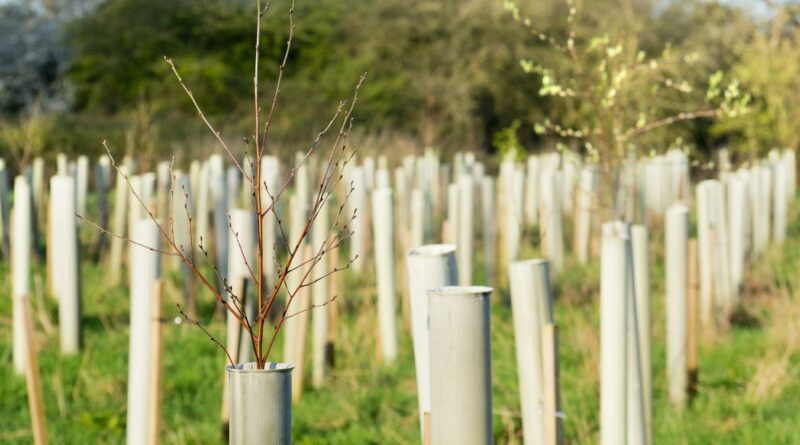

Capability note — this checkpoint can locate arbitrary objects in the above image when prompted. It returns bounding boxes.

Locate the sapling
[82,0,365,371]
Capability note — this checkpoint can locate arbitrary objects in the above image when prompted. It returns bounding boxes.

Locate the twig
[178,305,234,367]
[282,295,339,321]
[163,57,251,182]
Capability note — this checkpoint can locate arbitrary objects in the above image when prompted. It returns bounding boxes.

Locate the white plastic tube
[373,188,398,363]
[211,158,229,289]
[426,153,441,224]
[446,183,459,245]
[665,204,688,406]
[57,153,68,176]
[525,155,539,227]
[95,156,111,244]
[127,175,143,245]
[773,159,787,243]
[428,286,493,445]
[711,182,732,316]
[140,172,156,218]
[12,176,32,374]
[410,189,424,249]
[754,165,772,256]
[194,161,210,252]
[375,168,391,189]
[624,224,647,445]
[457,176,474,285]
[394,167,410,254]
[406,244,457,439]
[575,166,597,264]
[698,180,732,321]
[188,161,200,205]
[349,167,366,272]
[631,225,651,439]
[696,181,714,329]
[509,259,554,445]
[506,167,524,265]
[481,177,496,287]
[156,162,170,223]
[783,149,796,199]
[363,156,376,192]
[561,156,577,216]
[540,168,564,275]
[282,195,306,364]
[32,157,45,240]
[226,166,242,209]
[76,155,89,218]
[109,164,129,283]
[127,218,160,445]
[727,177,747,301]
[600,222,629,445]
[171,173,193,256]
[550,170,565,275]
[311,197,329,388]
[227,209,256,364]
[51,175,81,355]
[260,156,281,287]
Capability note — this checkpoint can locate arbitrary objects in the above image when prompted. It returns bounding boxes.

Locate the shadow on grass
[729,305,761,329]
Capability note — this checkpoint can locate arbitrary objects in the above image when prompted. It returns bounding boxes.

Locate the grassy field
[1,195,799,444]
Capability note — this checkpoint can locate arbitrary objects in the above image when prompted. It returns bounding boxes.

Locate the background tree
[0,0,792,160]
[504,0,750,170]
[716,1,800,159]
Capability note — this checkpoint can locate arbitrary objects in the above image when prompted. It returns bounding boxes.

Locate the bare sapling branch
[84,0,365,370]
[100,140,254,339]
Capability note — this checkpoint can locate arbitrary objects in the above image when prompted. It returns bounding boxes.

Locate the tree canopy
[1,0,799,158]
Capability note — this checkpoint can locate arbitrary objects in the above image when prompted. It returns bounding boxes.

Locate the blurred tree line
[1,0,799,162]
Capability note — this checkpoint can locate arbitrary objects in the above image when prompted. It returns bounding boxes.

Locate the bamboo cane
[22,295,47,445]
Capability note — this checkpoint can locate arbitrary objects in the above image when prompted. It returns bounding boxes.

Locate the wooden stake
[543,323,563,445]
[375,301,382,364]
[221,274,250,434]
[687,239,699,399]
[22,295,47,445]
[708,228,718,340]
[399,252,411,334]
[148,280,164,445]
[423,411,431,445]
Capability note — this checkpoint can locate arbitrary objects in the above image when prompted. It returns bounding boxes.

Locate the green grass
[1,196,800,444]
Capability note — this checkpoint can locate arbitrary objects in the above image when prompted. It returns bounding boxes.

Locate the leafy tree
[504,0,751,168]
[66,0,269,113]
[65,0,548,150]
[718,2,800,158]
[42,0,775,157]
